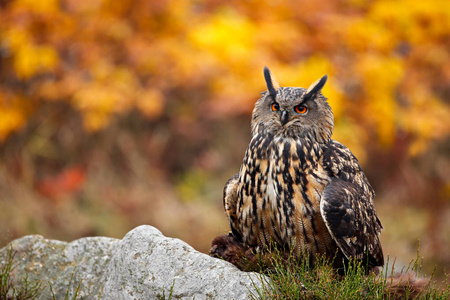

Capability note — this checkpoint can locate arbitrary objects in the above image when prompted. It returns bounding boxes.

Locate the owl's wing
[320,140,384,267]
[223,173,242,241]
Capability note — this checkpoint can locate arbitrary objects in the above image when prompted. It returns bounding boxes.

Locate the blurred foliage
[0,0,449,281]
[1,0,449,155]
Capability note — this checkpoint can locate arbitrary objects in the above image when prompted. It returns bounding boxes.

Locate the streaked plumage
[216,67,383,271]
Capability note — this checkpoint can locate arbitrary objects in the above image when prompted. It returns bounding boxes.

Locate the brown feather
[215,68,383,274]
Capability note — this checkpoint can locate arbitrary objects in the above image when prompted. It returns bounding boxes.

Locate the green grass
[0,247,44,300]
[156,279,175,300]
[0,247,83,300]
[49,268,83,300]
[250,247,450,300]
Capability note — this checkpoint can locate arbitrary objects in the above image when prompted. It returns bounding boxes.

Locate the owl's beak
[280,110,289,126]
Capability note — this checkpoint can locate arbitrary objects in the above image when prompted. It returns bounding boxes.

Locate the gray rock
[0,225,268,299]
[101,225,267,299]
[1,234,119,299]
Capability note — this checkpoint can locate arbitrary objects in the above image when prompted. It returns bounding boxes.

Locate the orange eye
[295,105,308,114]
[271,102,280,111]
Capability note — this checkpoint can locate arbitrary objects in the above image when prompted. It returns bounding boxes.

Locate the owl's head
[251,67,334,144]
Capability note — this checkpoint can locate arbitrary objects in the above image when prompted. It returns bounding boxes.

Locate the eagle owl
[212,67,384,272]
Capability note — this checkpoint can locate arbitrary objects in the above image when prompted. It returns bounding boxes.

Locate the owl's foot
[209,233,260,271]
[209,234,295,272]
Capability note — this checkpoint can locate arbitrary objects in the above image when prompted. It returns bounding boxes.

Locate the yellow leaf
[188,9,256,65]
[72,85,120,131]
[135,89,164,119]
[357,55,404,147]
[3,28,30,52]
[83,111,111,132]
[14,0,59,13]
[0,95,27,141]
[13,45,59,79]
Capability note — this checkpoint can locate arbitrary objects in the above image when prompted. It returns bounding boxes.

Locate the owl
[211,67,384,272]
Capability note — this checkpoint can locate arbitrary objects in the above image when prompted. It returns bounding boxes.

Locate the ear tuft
[304,75,328,100]
[263,66,280,98]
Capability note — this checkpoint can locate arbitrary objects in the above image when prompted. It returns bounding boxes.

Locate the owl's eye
[271,102,280,112]
[294,105,308,114]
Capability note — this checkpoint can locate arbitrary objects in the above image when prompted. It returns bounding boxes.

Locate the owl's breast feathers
[224,133,383,267]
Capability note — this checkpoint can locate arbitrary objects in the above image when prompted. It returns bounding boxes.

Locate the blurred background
[0,0,449,281]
